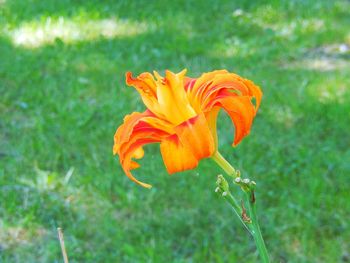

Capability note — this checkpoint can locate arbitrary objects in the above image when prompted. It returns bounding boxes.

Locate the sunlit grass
[7,16,150,48]
[309,77,349,104]
[286,57,349,71]
[209,36,256,58]
[267,105,300,128]
[233,6,326,38]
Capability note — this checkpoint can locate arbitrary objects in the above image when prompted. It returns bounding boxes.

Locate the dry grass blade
[57,227,69,263]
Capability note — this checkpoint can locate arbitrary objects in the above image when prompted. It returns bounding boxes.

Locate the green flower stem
[223,192,253,235]
[212,151,270,263]
[211,151,236,177]
[244,191,270,263]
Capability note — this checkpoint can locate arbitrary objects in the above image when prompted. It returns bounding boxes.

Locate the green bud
[249,181,256,190]
[216,174,229,193]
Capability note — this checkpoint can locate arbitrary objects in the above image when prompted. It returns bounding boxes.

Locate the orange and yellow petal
[160,134,198,174]
[126,71,157,96]
[186,70,228,111]
[154,69,197,124]
[160,113,215,174]
[126,70,197,125]
[174,113,215,160]
[205,106,220,150]
[126,72,165,119]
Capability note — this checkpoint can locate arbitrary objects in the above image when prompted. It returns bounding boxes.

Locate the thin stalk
[244,192,270,263]
[212,152,270,263]
[211,151,236,177]
[223,192,252,235]
[57,227,69,263]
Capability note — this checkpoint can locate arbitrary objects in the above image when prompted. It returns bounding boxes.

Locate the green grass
[1,0,350,262]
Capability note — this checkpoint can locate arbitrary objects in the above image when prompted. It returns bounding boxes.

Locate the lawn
[1,0,350,262]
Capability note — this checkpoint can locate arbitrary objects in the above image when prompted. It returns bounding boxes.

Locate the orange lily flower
[113,69,262,188]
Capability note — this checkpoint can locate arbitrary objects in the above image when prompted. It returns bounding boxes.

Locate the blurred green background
[1,0,350,262]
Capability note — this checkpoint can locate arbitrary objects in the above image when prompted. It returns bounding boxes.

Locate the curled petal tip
[125,168,153,189]
[153,70,162,81]
[139,181,152,189]
[125,71,133,85]
[179,68,187,76]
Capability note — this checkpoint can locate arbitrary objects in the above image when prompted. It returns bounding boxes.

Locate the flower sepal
[215,174,230,196]
[234,177,256,193]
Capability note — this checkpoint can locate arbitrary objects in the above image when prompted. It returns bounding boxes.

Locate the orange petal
[174,113,215,160]
[205,106,220,150]
[242,78,263,111]
[186,70,228,111]
[186,71,262,114]
[186,70,262,147]
[114,111,170,188]
[190,70,228,93]
[132,146,144,159]
[113,112,147,155]
[208,92,256,145]
[160,134,198,174]
[126,71,157,97]
[184,77,196,91]
[126,72,165,119]
[122,138,161,189]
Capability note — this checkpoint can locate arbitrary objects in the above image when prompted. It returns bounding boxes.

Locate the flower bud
[216,174,229,192]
